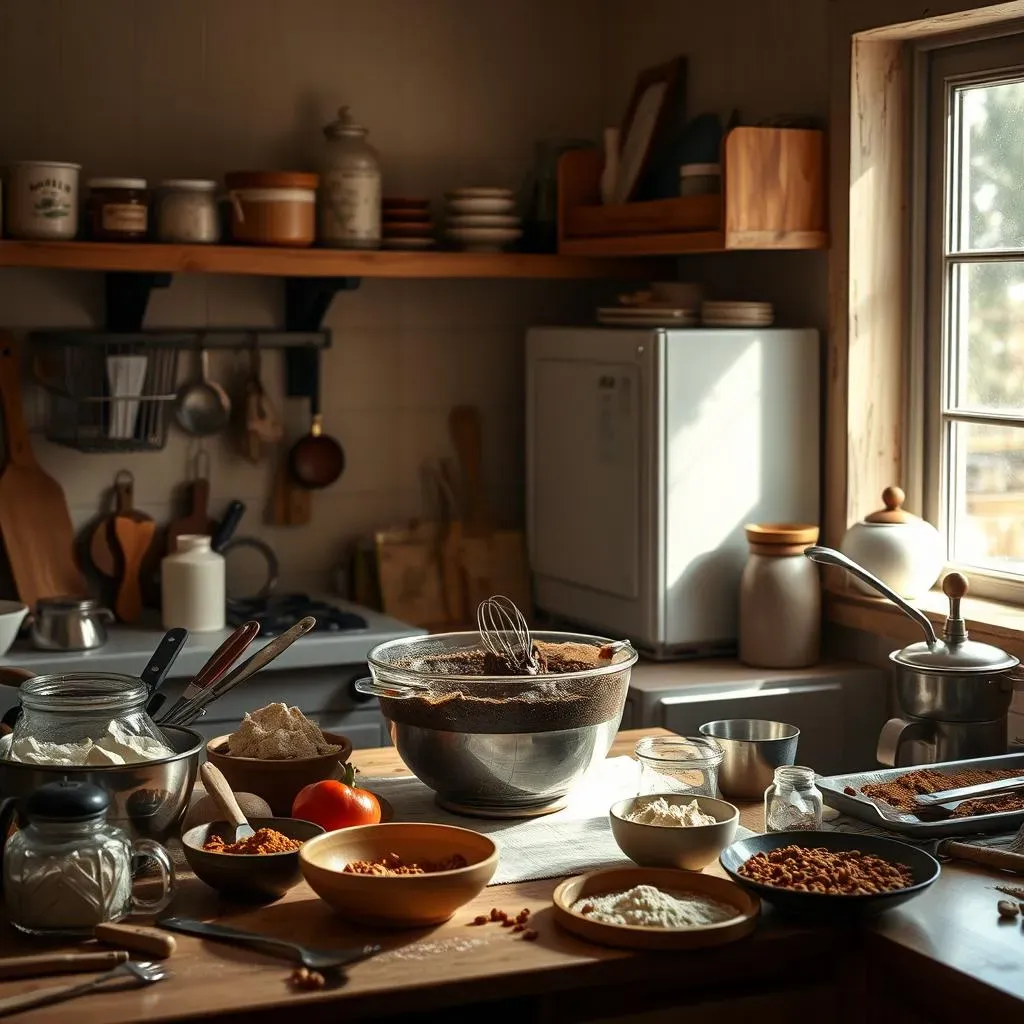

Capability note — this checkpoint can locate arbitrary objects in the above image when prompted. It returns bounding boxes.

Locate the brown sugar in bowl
[204,730,353,816]
[299,822,499,928]
[225,171,318,247]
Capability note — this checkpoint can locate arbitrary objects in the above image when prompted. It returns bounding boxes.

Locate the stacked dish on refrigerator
[445,188,522,251]
[700,301,775,327]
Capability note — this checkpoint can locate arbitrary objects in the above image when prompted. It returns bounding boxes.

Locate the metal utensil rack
[30,329,330,453]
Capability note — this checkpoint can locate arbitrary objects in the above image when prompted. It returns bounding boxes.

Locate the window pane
[948,420,1024,571]
[953,78,1024,251]
[949,259,1024,411]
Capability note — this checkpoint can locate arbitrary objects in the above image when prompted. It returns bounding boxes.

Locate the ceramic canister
[839,486,943,600]
[6,161,80,240]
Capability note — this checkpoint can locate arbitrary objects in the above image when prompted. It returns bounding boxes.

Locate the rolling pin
[936,839,1024,874]
[94,922,177,959]
[0,951,127,980]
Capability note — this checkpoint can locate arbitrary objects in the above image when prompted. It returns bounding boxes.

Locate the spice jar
[739,523,821,669]
[6,160,81,240]
[635,735,724,798]
[764,765,823,833]
[156,179,220,243]
[86,178,149,241]
[320,105,382,249]
[6,674,172,763]
[1,780,175,937]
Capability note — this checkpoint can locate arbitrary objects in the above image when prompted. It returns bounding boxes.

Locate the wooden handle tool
[113,515,155,623]
[94,922,177,959]
[939,840,1024,875]
[0,950,127,980]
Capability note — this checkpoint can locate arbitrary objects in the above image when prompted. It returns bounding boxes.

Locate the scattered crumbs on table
[993,884,1024,901]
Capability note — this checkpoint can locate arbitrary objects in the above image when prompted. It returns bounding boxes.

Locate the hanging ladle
[288,348,344,490]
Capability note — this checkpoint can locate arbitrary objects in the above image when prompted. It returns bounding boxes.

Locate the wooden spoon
[113,514,155,623]
[90,470,154,578]
[200,761,255,844]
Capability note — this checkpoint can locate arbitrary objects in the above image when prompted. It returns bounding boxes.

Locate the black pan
[719,830,940,920]
[287,348,344,490]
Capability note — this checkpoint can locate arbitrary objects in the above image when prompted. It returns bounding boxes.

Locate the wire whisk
[477,595,538,674]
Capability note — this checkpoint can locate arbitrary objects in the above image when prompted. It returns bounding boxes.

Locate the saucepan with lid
[805,546,1020,765]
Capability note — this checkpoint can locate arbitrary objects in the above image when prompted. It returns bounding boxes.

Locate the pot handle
[877,716,934,767]
[353,676,431,700]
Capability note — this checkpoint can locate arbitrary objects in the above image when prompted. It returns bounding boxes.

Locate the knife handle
[0,950,127,980]
[94,921,177,958]
[943,841,1024,874]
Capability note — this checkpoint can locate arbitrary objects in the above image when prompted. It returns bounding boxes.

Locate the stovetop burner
[227,594,367,637]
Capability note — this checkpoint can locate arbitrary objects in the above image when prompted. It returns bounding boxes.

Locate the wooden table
[0,729,1021,1023]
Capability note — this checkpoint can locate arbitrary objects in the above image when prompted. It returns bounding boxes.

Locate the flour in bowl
[571,885,737,928]
[625,797,718,827]
[228,703,340,759]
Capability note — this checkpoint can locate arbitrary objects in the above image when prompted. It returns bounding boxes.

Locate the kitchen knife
[212,500,246,552]
[0,951,128,981]
[140,627,188,695]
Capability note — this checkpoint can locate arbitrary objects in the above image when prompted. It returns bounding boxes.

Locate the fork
[0,960,169,1018]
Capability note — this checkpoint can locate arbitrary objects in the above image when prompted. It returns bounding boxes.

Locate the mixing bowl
[356,631,637,816]
[698,719,799,799]
[0,725,202,842]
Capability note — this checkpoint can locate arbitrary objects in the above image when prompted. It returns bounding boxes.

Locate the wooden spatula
[0,333,87,607]
[89,470,153,577]
[113,514,155,623]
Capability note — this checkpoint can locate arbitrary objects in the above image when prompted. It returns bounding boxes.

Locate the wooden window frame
[825,1,1024,658]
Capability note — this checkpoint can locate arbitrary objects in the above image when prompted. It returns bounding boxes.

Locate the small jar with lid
[86,178,149,241]
[156,179,220,243]
[634,735,724,798]
[739,523,821,669]
[320,105,382,249]
[764,765,823,832]
[840,486,943,600]
[2,779,175,937]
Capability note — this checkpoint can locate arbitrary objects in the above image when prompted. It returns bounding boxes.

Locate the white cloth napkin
[363,757,754,885]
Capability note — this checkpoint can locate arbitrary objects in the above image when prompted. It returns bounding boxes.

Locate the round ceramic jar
[225,171,318,247]
[320,105,381,249]
[739,523,821,669]
[86,178,149,241]
[156,179,220,243]
[6,160,80,240]
[840,486,943,599]
[161,534,225,632]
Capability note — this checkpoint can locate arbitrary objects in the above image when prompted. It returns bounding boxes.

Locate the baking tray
[818,753,1024,839]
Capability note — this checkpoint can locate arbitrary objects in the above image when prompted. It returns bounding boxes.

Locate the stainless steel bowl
[0,725,202,842]
[698,719,799,799]
[358,630,637,816]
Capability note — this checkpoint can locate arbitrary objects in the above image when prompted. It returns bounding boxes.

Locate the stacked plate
[597,305,698,328]
[445,188,522,252]
[382,197,436,250]
[701,301,774,327]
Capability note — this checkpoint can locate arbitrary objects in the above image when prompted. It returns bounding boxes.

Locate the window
[924,34,1024,601]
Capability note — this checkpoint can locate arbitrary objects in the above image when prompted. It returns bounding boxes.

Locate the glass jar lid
[19,674,149,713]
[634,735,724,769]
[26,780,109,822]
[159,179,217,191]
[323,105,368,140]
[87,177,147,191]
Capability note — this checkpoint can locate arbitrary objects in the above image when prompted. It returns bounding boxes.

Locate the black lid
[25,780,109,822]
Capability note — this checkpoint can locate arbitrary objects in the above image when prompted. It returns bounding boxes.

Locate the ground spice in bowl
[202,827,302,855]
[342,851,468,875]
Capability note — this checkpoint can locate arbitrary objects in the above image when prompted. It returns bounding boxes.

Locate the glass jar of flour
[320,105,381,249]
[2,780,174,937]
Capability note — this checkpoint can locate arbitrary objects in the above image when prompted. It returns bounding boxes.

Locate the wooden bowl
[552,866,759,951]
[182,817,325,902]
[299,822,498,928]
[205,731,353,816]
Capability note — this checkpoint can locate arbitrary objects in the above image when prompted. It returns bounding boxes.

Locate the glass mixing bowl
[356,631,638,817]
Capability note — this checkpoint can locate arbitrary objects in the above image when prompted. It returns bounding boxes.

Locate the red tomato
[291,763,381,832]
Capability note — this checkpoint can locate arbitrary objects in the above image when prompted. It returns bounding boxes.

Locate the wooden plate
[552,866,759,951]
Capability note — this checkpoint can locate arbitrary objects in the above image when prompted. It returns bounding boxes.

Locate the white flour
[571,884,737,928]
[6,720,172,766]
[626,797,717,827]
[228,703,340,759]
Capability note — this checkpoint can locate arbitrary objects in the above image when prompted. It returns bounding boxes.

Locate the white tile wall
[0,0,609,596]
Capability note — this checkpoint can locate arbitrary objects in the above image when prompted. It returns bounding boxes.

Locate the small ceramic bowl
[299,822,498,928]
[181,816,325,902]
[609,794,739,871]
[205,731,353,816]
[0,601,28,658]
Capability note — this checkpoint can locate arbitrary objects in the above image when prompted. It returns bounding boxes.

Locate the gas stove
[227,594,368,637]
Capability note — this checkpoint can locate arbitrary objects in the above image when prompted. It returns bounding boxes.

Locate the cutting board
[268,447,311,527]
[166,477,216,554]
[0,333,87,607]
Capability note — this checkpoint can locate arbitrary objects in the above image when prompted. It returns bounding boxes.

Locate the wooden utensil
[94,923,176,960]
[89,470,154,578]
[241,342,282,464]
[0,950,128,981]
[200,761,255,843]
[166,453,217,555]
[269,448,311,527]
[933,839,1024,874]
[113,515,155,623]
[0,333,87,607]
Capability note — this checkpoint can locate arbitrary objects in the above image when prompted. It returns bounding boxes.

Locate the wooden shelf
[557,127,828,257]
[0,240,659,280]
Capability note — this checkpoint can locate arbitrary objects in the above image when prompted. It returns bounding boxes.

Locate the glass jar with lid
[4,674,173,766]
[156,179,220,243]
[2,779,174,936]
[634,735,724,798]
[320,105,381,249]
[86,178,149,241]
[764,765,823,832]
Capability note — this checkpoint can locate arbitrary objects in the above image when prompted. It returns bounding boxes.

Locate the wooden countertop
[0,730,1020,1023]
